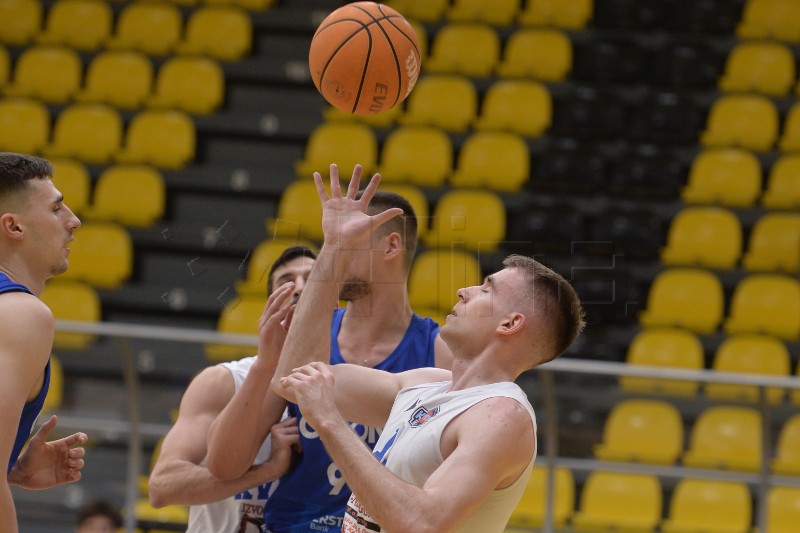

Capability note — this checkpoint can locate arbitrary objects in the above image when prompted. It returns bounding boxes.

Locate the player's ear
[0,213,24,240]
[384,231,403,259]
[498,312,525,335]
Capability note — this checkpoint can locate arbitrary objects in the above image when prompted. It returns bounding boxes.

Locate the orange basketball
[309,2,422,115]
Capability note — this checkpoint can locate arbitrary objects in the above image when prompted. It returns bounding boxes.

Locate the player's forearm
[206,362,274,480]
[315,417,448,533]
[272,245,349,387]
[0,480,19,532]
[149,459,278,507]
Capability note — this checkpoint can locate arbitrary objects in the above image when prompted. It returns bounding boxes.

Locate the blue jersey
[263,308,439,533]
[0,273,51,473]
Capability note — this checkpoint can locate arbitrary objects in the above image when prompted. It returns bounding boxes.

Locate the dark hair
[363,190,418,271]
[266,245,317,295]
[502,255,585,363]
[0,152,53,201]
[76,500,122,528]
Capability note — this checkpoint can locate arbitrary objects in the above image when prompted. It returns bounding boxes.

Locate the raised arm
[270,164,403,393]
[148,366,298,507]
[205,284,295,481]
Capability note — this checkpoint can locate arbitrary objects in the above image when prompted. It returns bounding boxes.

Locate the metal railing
[54,319,800,533]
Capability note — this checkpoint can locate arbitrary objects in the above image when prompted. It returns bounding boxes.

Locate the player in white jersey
[148,246,316,532]
[272,165,585,532]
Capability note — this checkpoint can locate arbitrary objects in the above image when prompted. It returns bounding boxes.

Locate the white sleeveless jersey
[343,380,537,533]
[187,356,282,533]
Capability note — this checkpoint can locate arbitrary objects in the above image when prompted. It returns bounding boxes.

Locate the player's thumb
[35,415,58,440]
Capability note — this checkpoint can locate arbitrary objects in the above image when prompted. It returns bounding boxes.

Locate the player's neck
[0,262,45,296]
[448,350,518,391]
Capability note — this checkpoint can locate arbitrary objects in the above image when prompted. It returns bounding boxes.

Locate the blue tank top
[0,273,51,473]
[263,308,439,533]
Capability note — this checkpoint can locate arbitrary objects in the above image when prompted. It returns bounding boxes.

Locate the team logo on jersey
[409,405,440,427]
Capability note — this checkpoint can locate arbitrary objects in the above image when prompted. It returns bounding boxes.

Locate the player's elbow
[147,475,171,508]
[205,453,244,482]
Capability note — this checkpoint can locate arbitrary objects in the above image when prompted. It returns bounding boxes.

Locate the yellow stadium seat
[508,466,574,529]
[620,328,703,397]
[706,334,790,404]
[0,0,43,45]
[295,122,377,178]
[425,189,506,253]
[41,354,63,415]
[40,280,100,350]
[773,415,800,475]
[449,131,530,192]
[594,399,683,465]
[700,95,779,152]
[743,213,800,273]
[323,102,403,129]
[682,406,762,471]
[43,103,123,165]
[408,249,482,317]
[36,0,112,51]
[399,75,478,133]
[719,41,795,96]
[376,125,452,188]
[62,222,133,289]
[724,274,800,341]
[496,28,572,81]
[778,101,800,151]
[235,238,317,296]
[205,0,275,11]
[75,50,154,110]
[765,486,800,533]
[50,158,90,217]
[639,268,724,334]
[571,471,662,532]
[205,294,264,361]
[267,180,323,242]
[447,0,519,26]
[473,79,551,138]
[737,0,800,42]
[176,6,251,61]
[84,165,165,228]
[425,23,500,78]
[116,110,196,169]
[378,183,430,239]
[148,56,224,115]
[682,148,762,207]
[762,155,800,209]
[662,479,752,533]
[660,207,742,270]
[106,2,183,56]
[4,45,82,104]
[385,0,448,23]
[0,46,8,88]
[0,97,50,154]
[518,0,593,29]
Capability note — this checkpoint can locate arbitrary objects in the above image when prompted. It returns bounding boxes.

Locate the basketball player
[0,153,88,531]
[206,174,453,532]
[274,166,584,532]
[148,246,316,532]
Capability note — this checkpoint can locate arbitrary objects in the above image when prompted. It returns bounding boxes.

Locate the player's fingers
[62,431,88,448]
[69,447,85,459]
[372,207,404,231]
[358,173,382,206]
[313,172,330,203]
[68,457,84,469]
[346,164,363,199]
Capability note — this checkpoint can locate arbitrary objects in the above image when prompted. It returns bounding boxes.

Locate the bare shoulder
[0,292,54,359]
[398,367,452,390]
[179,364,236,416]
[0,291,53,327]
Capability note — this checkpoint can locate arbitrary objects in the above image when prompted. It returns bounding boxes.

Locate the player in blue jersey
[0,153,88,531]
[149,246,315,533]
[207,168,453,533]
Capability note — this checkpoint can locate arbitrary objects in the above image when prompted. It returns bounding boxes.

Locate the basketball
[309,2,422,115]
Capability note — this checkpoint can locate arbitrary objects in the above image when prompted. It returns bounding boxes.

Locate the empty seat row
[0,46,224,114]
[510,467,800,533]
[0,0,251,60]
[661,207,800,273]
[0,98,195,169]
[702,94,800,152]
[738,0,800,43]
[719,40,799,97]
[640,268,800,340]
[388,0,593,29]
[50,159,166,228]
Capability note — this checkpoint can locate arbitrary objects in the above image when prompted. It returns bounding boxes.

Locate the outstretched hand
[314,164,404,247]
[256,282,297,367]
[10,415,87,489]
